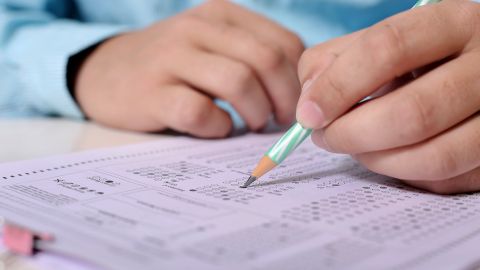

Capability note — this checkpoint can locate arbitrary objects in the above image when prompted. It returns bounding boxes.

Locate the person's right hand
[295,0,480,194]
[74,0,304,138]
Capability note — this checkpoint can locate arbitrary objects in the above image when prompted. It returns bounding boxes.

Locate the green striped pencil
[241,0,442,188]
[241,122,311,188]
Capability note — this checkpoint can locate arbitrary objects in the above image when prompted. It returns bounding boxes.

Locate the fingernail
[297,100,325,128]
[312,130,331,151]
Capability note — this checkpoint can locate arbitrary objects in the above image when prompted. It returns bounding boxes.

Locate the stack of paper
[0,134,479,270]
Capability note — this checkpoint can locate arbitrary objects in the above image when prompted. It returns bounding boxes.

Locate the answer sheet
[0,133,480,270]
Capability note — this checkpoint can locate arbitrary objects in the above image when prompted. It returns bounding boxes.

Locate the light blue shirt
[0,0,414,119]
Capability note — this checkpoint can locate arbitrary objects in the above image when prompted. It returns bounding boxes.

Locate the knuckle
[178,98,212,129]
[224,64,255,98]
[256,45,286,72]
[285,32,305,58]
[365,22,407,73]
[397,91,435,143]
[171,14,203,32]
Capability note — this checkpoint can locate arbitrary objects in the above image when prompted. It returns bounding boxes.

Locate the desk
[0,118,162,163]
[0,118,166,270]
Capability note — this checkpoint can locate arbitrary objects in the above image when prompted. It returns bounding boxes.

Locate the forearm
[0,4,127,118]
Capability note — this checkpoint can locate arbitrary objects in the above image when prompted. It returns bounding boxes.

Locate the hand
[296,0,480,194]
[75,0,303,138]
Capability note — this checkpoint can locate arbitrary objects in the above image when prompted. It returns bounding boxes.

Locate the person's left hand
[296,0,480,194]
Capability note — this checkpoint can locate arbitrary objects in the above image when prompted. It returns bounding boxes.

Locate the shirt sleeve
[0,2,127,118]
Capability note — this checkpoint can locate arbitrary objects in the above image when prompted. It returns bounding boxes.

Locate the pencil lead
[240,176,257,188]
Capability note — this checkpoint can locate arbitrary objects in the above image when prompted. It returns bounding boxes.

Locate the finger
[147,85,232,138]
[297,0,478,129]
[315,51,480,154]
[403,166,480,195]
[192,0,305,66]
[187,18,299,124]
[298,30,364,84]
[167,48,272,130]
[354,113,480,181]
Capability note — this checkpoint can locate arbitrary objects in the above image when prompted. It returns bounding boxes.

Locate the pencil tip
[240,176,257,188]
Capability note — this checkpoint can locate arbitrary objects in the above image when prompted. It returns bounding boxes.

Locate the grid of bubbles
[189,184,263,204]
[281,182,423,224]
[352,194,480,244]
[126,166,191,185]
[162,161,224,178]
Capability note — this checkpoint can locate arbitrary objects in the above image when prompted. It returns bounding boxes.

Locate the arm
[0,1,126,118]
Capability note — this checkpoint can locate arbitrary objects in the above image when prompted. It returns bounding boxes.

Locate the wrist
[66,41,104,118]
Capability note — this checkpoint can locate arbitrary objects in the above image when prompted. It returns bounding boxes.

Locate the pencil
[241,123,311,188]
[241,0,442,188]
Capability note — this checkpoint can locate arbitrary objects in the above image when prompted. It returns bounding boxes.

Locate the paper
[0,133,480,270]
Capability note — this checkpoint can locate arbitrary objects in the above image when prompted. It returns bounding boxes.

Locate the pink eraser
[3,223,35,255]
[3,223,52,255]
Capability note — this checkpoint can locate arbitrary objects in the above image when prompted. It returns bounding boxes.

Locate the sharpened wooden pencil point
[240,156,278,188]
[241,123,312,189]
[241,176,257,188]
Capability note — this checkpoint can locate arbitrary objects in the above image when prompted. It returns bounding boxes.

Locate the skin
[297,0,480,194]
[75,0,304,138]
